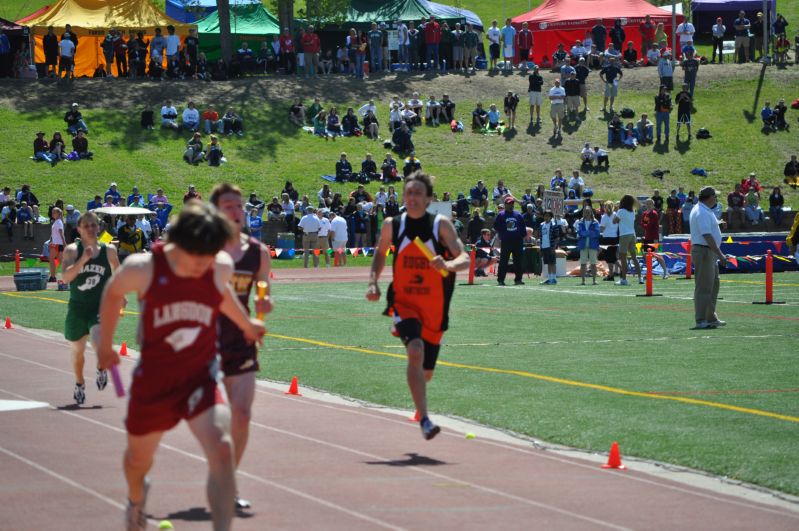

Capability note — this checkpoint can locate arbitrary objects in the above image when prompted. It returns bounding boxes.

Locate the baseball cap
[66,204,74,210]
[110,182,117,186]
[72,102,79,107]
[36,131,45,136]
[504,197,515,205]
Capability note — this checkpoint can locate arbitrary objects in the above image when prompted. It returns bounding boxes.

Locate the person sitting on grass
[634,113,654,144]
[403,151,422,177]
[761,101,777,132]
[425,95,441,126]
[289,99,305,126]
[313,110,329,139]
[392,121,414,154]
[381,153,398,182]
[440,94,456,123]
[335,152,353,182]
[361,153,379,182]
[222,107,244,136]
[622,41,638,67]
[64,103,89,136]
[623,122,638,149]
[72,130,93,159]
[161,100,179,130]
[183,132,205,165]
[33,131,56,166]
[50,131,67,161]
[580,142,594,169]
[342,107,361,136]
[774,99,789,131]
[487,104,501,130]
[362,109,379,139]
[593,146,609,169]
[406,92,424,125]
[206,135,224,166]
[182,101,200,132]
[326,107,342,138]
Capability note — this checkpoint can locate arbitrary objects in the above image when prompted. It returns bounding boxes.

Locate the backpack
[620,107,635,118]
[696,128,711,139]
[791,99,799,109]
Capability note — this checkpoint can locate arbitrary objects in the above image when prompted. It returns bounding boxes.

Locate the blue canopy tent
[165,0,260,23]
[691,0,776,35]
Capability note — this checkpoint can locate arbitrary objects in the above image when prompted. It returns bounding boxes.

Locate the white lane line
[255,388,799,519]
[248,420,629,530]
[0,382,405,531]
[0,445,127,510]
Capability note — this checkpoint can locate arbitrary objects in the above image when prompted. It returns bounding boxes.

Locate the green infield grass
[2,271,798,494]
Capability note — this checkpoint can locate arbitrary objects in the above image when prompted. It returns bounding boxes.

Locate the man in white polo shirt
[689,186,728,329]
[298,206,321,268]
[329,211,349,266]
[317,208,332,267]
[548,78,566,137]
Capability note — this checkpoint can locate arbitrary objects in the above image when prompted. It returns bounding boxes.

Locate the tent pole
[762,0,769,63]
[671,0,676,62]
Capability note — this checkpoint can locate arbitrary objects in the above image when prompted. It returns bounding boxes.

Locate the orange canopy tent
[20,0,195,77]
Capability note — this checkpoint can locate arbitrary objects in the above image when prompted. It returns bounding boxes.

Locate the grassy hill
[1,63,798,215]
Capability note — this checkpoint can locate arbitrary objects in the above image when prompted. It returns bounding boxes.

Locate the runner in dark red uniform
[210,183,272,511]
[96,202,265,531]
[367,172,470,440]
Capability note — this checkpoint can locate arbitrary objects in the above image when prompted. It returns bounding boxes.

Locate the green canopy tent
[196,3,280,61]
[321,0,481,30]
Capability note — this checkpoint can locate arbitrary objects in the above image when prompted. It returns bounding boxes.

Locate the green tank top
[69,241,112,307]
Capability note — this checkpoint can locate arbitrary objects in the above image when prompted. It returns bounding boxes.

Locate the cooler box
[555,249,568,277]
[14,268,49,291]
[276,233,295,260]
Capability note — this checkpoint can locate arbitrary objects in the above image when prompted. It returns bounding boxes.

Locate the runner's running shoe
[96,369,108,391]
[125,477,150,531]
[420,417,441,441]
[73,383,85,405]
[235,496,252,510]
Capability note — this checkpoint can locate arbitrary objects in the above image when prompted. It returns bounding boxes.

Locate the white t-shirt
[330,216,348,242]
[182,108,199,124]
[161,106,177,121]
[59,39,75,58]
[569,176,584,189]
[540,220,555,249]
[375,191,388,207]
[487,27,500,45]
[298,213,321,233]
[677,22,695,44]
[599,213,618,237]
[51,218,65,245]
[689,202,721,247]
[549,86,566,104]
[317,216,331,237]
[398,24,409,45]
[166,35,181,56]
[616,208,636,236]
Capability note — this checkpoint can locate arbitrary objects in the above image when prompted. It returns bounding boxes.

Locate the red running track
[0,327,797,530]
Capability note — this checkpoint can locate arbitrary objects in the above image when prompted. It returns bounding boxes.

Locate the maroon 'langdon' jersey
[138,245,223,378]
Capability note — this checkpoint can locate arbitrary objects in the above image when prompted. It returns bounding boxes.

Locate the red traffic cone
[285,375,302,396]
[408,409,420,422]
[601,441,626,470]
[119,341,128,357]
[269,271,275,280]
[4,316,12,329]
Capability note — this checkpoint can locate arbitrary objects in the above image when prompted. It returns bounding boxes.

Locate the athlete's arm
[366,217,393,301]
[253,243,273,317]
[107,244,121,273]
[215,253,266,344]
[96,254,153,369]
[433,217,471,273]
[59,243,84,283]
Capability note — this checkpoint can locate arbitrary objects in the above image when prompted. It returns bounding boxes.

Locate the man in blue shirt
[492,197,526,285]
[470,180,488,209]
[104,183,121,205]
[500,19,516,72]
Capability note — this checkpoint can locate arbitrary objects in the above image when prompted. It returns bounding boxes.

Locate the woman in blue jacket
[575,206,601,285]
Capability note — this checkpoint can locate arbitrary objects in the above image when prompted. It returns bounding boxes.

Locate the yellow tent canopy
[23,0,196,77]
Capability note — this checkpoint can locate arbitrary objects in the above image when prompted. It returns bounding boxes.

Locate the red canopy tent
[512,0,683,63]
[16,5,51,24]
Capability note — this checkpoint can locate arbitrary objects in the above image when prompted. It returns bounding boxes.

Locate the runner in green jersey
[61,212,120,405]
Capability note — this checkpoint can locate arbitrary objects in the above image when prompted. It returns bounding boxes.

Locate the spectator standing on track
[613,194,642,286]
[493,197,526,286]
[689,187,727,329]
[298,206,321,268]
[367,172,469,440]
[575,206,601,285]
[49,207,66,283]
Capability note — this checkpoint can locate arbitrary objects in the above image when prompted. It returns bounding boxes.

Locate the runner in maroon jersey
[210,183,272,511]
[96,202,265,531]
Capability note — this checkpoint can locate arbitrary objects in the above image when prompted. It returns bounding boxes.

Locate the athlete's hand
[81,245,95,261]
[245,318,266,345]
[254,297,272,317]
[96,346,120,371]
[430,255,448,272]
[366,282,381,301]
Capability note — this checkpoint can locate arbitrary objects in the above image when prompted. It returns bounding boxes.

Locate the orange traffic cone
[285,376,302,396]
[601,441,626,469]
[408,409,420,422]
[119,342,128,357]
[4,316,12,329]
